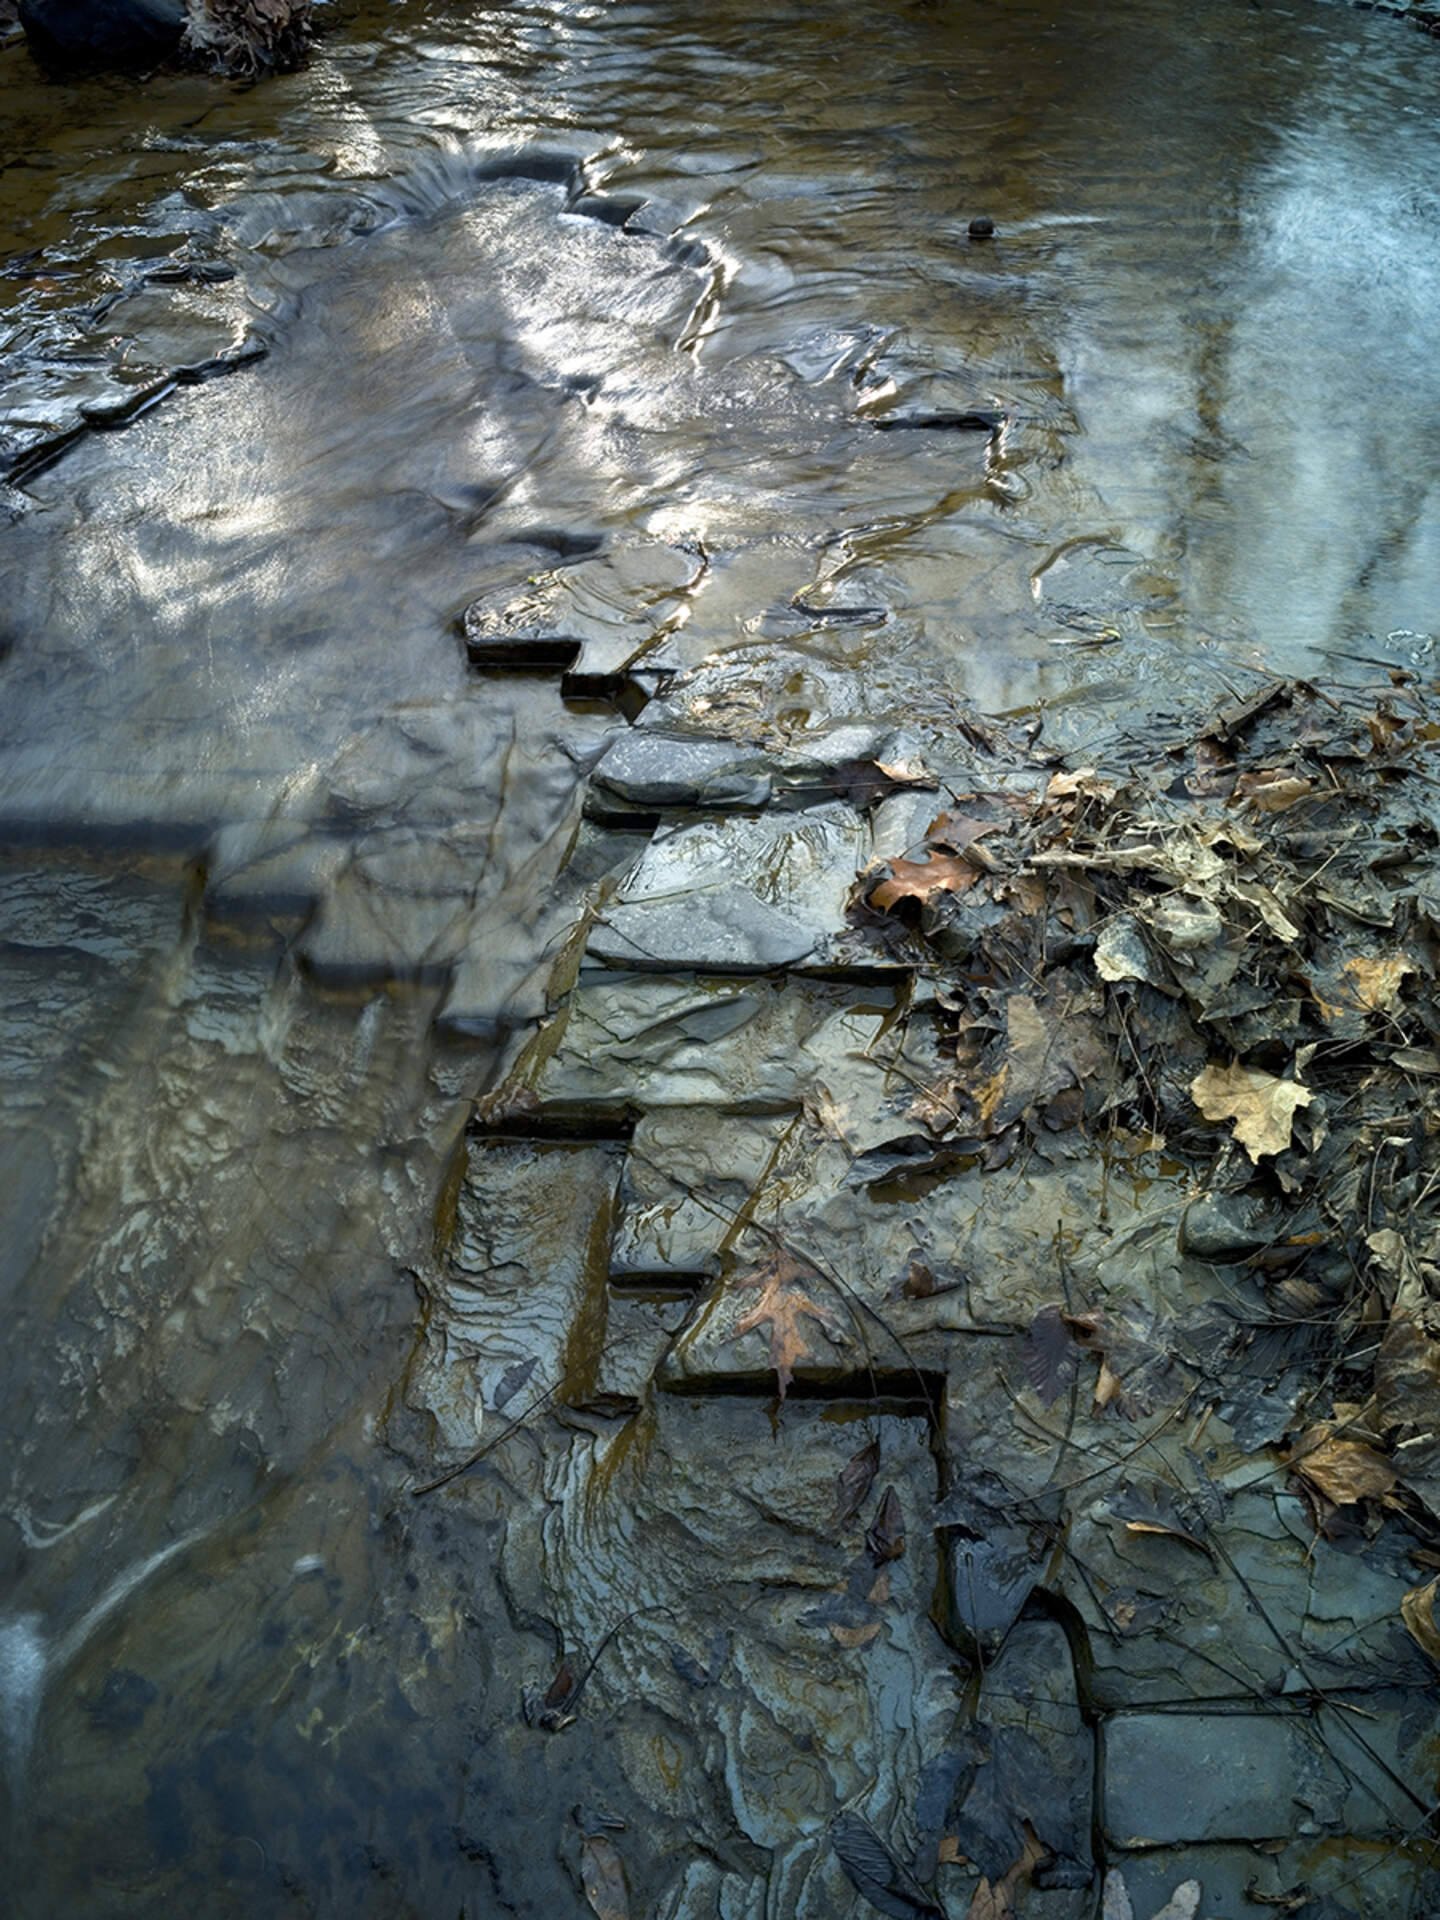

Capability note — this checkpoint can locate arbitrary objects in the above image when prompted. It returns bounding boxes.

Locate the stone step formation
[407,663,1440,1919]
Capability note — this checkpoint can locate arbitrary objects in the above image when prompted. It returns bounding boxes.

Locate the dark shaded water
[2,2,1439,1913]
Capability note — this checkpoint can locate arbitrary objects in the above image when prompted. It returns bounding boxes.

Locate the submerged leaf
[831,1621,883,1648]
[730,1250,840,1397]
[1148,1883,1201,1920]
[1101,1870,1136,1920]
[1024,1306,1078,1409]
[1110,1482,1212,1558]
[831,1812,944,1919]
[580,1833,630,1920]
[1190,1062,1314,1162]
[964,1825,1046,1920]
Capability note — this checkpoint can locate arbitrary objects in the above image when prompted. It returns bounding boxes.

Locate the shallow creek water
[2,2,1440,1914]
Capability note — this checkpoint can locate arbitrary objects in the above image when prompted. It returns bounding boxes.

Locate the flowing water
[2,2,1439,1913]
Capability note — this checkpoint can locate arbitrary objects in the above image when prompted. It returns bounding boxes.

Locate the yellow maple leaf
[1342,953,1415,1012]
[1190,1062,1313,1162]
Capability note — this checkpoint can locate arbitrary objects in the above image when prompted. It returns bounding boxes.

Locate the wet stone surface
[7,2,1440,1915]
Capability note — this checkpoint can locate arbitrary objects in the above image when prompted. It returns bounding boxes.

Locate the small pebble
[968,215,995,239]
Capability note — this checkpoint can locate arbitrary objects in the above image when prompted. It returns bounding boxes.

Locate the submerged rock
[1178,1191,1272,1260]
[18,0,311,71]
[18,0,185,65]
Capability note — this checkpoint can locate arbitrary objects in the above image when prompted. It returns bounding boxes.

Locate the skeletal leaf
[1289,1425,1397,1507]
[1401,1577,1440,1667]
[870,851,984,910]
[731,1250,839,1397]
[1024,1305,1078,1409]
[1190,1062,1314,1162]
[580,1833,630,1920]
[831,1811,944,1919]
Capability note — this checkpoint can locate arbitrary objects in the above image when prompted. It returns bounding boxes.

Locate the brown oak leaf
[868,851,983,911]
[731,1251,839,1397]
[1289,1424,1397,1508]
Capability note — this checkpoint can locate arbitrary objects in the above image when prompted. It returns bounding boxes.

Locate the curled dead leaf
[1190,1062,1313,1162]
[835,1438,881,1525]
[1401,1576,1440,1667]
[1094,1357,1126,1412]
[865,1485,906,1565]
[1045,767,1116,804]
[1234,769,1314,813]
[875,757,938,788]
[1289,1425,1397,1507]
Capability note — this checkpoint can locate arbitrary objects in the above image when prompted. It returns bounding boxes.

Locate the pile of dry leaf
[854,675,1440,1602]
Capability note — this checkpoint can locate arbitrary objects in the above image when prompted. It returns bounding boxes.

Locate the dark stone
[1179,1191,1271,1260]
[19,0,185,66]
[566,193,648,230]
[86,1667,158,1734]
[471,147,579,189]
[871,408,1004,434]
[79,379,174,430]
[968,215,996,239]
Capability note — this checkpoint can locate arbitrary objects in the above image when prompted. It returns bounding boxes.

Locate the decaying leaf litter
[851,678,1440,1519]
[433,674,1440,1916]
